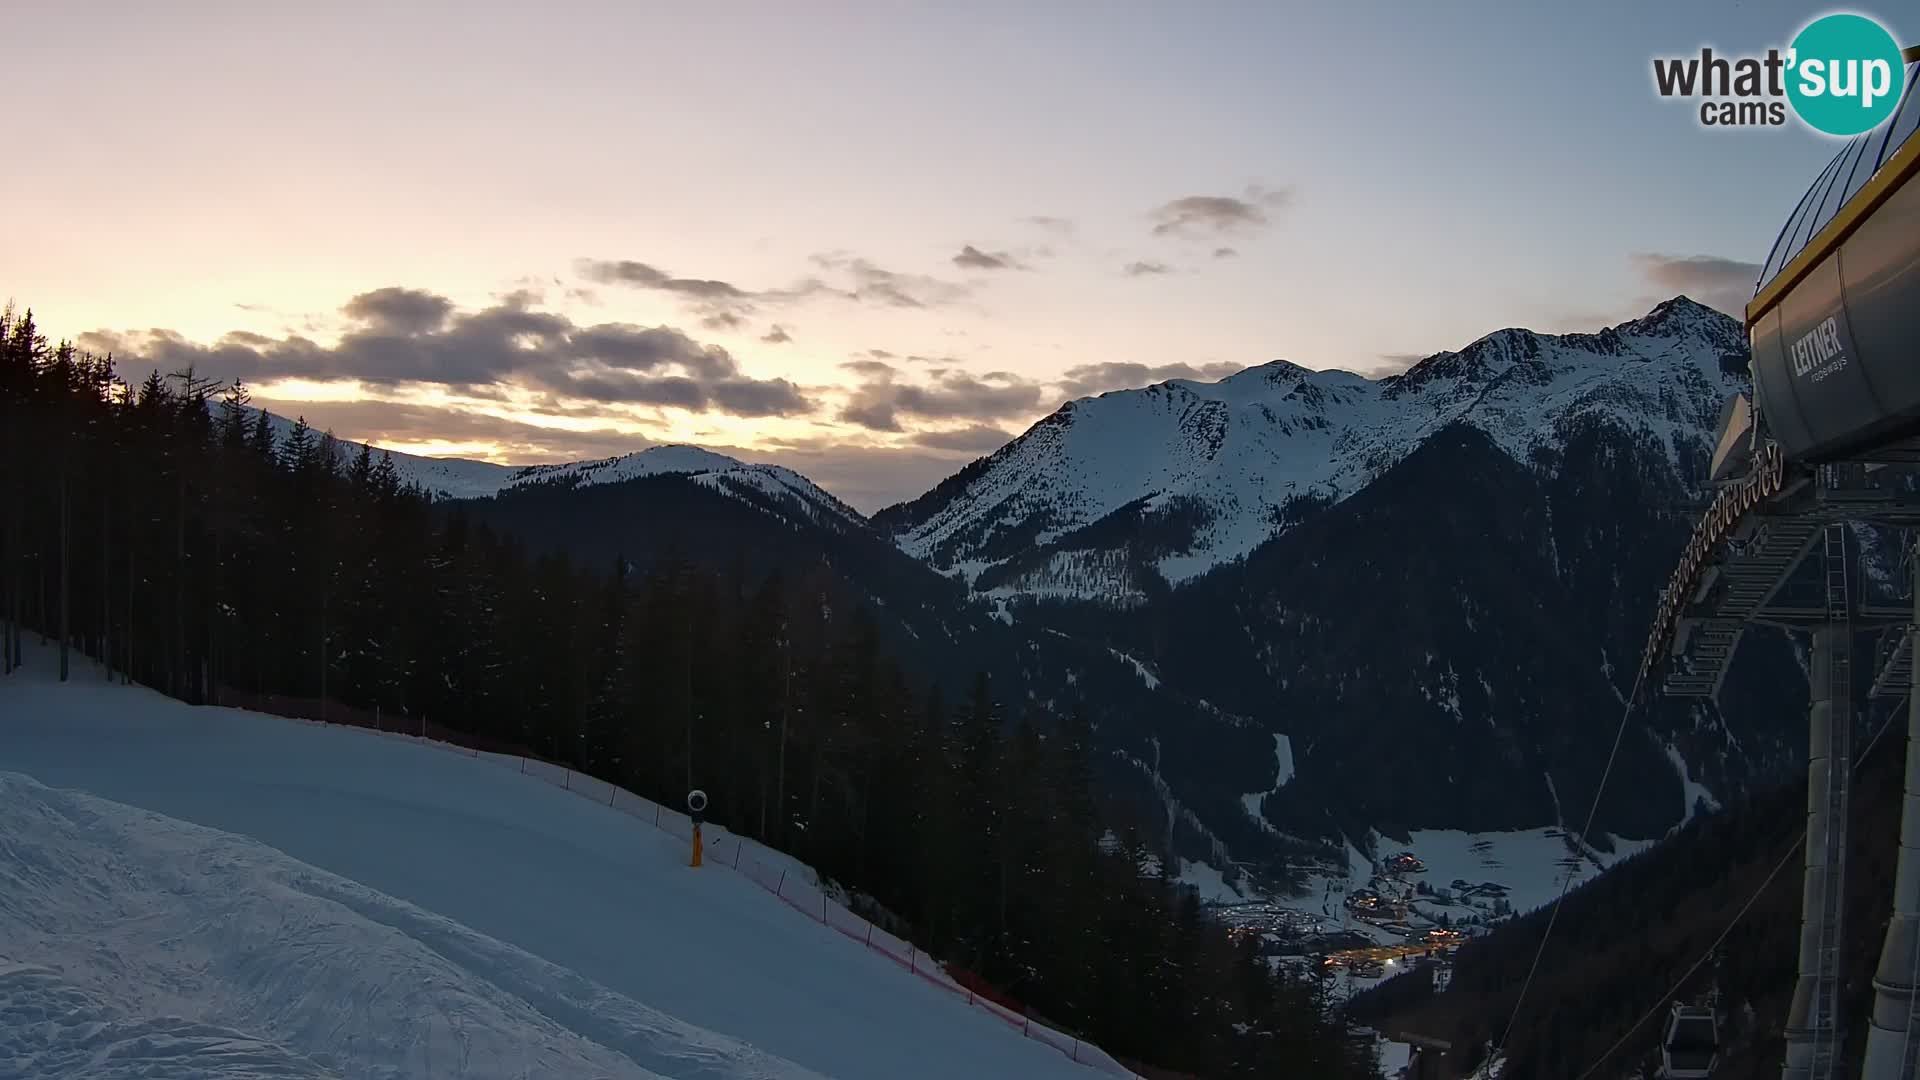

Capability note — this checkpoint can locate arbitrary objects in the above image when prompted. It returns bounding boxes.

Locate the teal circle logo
[1786,14,1906,136]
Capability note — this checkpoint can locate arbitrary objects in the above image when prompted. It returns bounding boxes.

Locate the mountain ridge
[261,296,1802,894]
[873,295,1749,605]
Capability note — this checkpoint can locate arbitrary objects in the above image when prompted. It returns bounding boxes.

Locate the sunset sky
[4,1,1888,509]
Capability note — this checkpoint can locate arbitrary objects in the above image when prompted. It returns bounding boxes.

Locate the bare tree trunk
[101,492,111,681]
[776,632,791,846]
[126,543,136,686]
[2,477,13,677]
[174,470,185,698]
[57,467,69,682]
[684,614,694,792]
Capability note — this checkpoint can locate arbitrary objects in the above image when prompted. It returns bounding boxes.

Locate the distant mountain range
[269,296,1823,899]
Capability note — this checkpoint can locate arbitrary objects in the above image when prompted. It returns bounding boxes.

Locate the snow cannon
[687,789,708,868]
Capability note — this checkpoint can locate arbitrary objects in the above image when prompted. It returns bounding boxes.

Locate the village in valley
[1205,842,1529,995]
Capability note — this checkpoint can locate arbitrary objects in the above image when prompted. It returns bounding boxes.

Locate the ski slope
[0,648,1105,1080]
[0,771,824,1080]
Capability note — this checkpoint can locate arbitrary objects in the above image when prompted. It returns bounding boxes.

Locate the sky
[2,1,1895,510]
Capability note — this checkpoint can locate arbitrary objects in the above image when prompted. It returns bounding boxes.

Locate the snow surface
[1665,743,1721,828]
[1172,858,1253,904]
[506,448,862,530]
[1270,734,1295,787]
[0,651,1105,1080]
[0,772,824,1080]
[1378,1036,1413,1078]
[1107,648,1160,690]
[1371,827,1657,917]
[1238,734,1294,834]
[257,409,515,501]
[254,409,861,528]
[886,298,1748,600]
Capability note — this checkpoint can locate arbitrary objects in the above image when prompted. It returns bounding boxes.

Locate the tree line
[0,306,1380,1079]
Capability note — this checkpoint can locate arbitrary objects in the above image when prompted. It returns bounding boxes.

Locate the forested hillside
[1348,692,1910,1079]
[0,305,1378,1080]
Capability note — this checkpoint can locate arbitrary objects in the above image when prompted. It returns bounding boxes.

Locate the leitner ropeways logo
[1652,11,1906,135]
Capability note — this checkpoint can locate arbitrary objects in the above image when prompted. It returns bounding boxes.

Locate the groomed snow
[0,650,1104,1080]
[0,772,824,1080]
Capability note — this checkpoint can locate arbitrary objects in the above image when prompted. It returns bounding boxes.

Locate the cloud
[838,365,1042,432]
[1366,353,1430,377]
[575,259,752,302]
[1629,253,1762,318]
[578,253,976,321]
[1123,261,1173,277]
[1213,247,1239,259]
[952,244,1025,271]
[1148,185,1292,237]
[808,253,973,308]
[87,289,812,419]
[840,358,896,377]
[340,287,455,335]
[1024,215,1076,235]
[761,324,792,344]
[248,396,655,462]
[575,258,761,327]
[1055,360,1244,399]
[910,424,1014,453]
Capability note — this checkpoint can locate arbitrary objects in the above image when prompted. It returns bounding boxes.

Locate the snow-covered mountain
[505,445,866,534]
[256,409,860,533]
[875,297,1749,604]
[258,298,1807,895]
[256,408,517,499]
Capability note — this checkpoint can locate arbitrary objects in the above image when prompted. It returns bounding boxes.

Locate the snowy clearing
[1372,827,1656,916]
[0,650,1106,1080]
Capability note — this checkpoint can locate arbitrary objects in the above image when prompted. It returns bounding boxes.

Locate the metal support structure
[1862,535,1920,1080]
[1784,524,1854,1080]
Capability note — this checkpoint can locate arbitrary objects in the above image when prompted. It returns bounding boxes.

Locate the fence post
[777,869,786,895]
[865,923,874,946]
[909,948,916,974]
[733,843,742,869]
[822,891,828,923]
[520,757,527,774]
[564,769,571,790]
[654,804,662,826]
[608,786,616,807]
[1071,1041,1080,1063]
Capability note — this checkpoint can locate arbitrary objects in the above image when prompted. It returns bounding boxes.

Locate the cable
[1488,669,1648,1073]
[1569,697,1905,1080]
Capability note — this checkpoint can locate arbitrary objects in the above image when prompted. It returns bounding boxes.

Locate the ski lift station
[1641,47,1920,1080]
